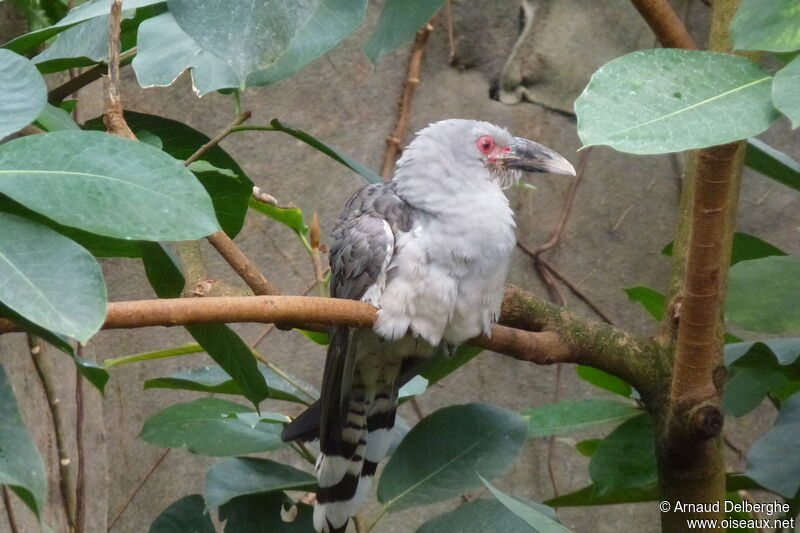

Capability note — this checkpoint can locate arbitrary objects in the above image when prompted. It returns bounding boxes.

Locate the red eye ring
[476,135,495,154]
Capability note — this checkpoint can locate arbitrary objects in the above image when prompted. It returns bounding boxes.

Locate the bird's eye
[476,135,495,154]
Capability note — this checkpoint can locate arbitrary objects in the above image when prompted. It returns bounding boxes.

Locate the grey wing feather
[282,182,412,447]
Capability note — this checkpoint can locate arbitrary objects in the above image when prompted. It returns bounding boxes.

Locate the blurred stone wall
[1,1,798,532]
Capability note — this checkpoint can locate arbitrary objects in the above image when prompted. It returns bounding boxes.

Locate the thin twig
[183,111,252,166]
[529,147,592,257]
[380,16,438,179]
[107,450,170,531]
[103,0,135,139]
[629,0,698,49]
[354,513,368,533]
[537,256,616,325]
[27,335,76,530]
[205,231,281,296]
[444,0,456,64]
[2,487,19,533]
[74,345,86,533]
[546,363,564,497]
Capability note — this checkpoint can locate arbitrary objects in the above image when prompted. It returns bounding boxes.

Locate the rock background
[1,1,798,532]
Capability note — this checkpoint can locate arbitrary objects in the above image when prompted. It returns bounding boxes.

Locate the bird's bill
[500,137,576,176]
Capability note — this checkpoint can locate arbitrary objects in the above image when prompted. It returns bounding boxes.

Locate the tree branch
[0,290,660,394]
[629,0,697,49]
[204,232,281,296]
[102,0,135,140]
[380,16,438,179]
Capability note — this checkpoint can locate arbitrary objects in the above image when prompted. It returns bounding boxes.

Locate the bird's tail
[313,382,399,533]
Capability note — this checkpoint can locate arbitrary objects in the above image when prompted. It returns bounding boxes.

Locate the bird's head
[399,119,576,190]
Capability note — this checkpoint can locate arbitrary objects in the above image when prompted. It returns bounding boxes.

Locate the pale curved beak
[501,137,576,176]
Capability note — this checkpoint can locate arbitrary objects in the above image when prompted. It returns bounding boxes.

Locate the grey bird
[281,119,575,532]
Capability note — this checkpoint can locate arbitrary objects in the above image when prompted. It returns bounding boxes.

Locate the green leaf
[745,138,800,192]
[398,375,428,399]
[773,56,800,128]
[186,325,271,407]
[523,399,641,438]
[138,397,286,456]
[144,363,318,405]
[723,338,800,416]
[363,0,443,64]
[378,403,527,512]
[727,255,800,333]
[0,302,109,392]
[248,197,308,236]
[294,328,328,345]
[574,439,602,458]
[219,492,314,532]
[148,494,214,533]
[204,457,315,510]
[623,286,664,321]
[576,49,777,154]
[34,103,80,132]
[132,11,204,88]
[421,344,483,386]
[265,119,382,184]
[0,50,47,139]
[87,111,253,237]
[731,0,800,53]
[589,414,656,495]
[7,0,66,31]
[31,8,146,73]
[0,213,106,343]
[746,394,800,498]
[662,231,786,265]
[0,131,219,240]
[2,0,164,54]
[576,366,633,398]
[480,476,570,533]
[140,242,184,299]
[544,483,659,507]
[246,0,367,87]
[167,0,317,89]
[0,365,47,518]
[137,243,270,406]
[416,499,541,533]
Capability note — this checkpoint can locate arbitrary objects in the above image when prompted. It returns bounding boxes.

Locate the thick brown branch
[0,292,654,373]
[630,0,697,49]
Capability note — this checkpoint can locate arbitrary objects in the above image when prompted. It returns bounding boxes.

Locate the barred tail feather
[313,386,399,533]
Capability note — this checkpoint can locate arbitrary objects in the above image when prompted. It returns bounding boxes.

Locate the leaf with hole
[363,0,443,64]
[0,213,106,343]
[0,131,219,240]
[0,50,47,139]
[576,49,777,154]
[139,397,286,456]
[523,399,641,437]
[0,365,47,518]
[731,0,800,53]
[148,494,214,533]
[377,403,527,512]
[727,255,800,333]
[204,457,315,510]
[167,0,317,89]
[589,414,657,495]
